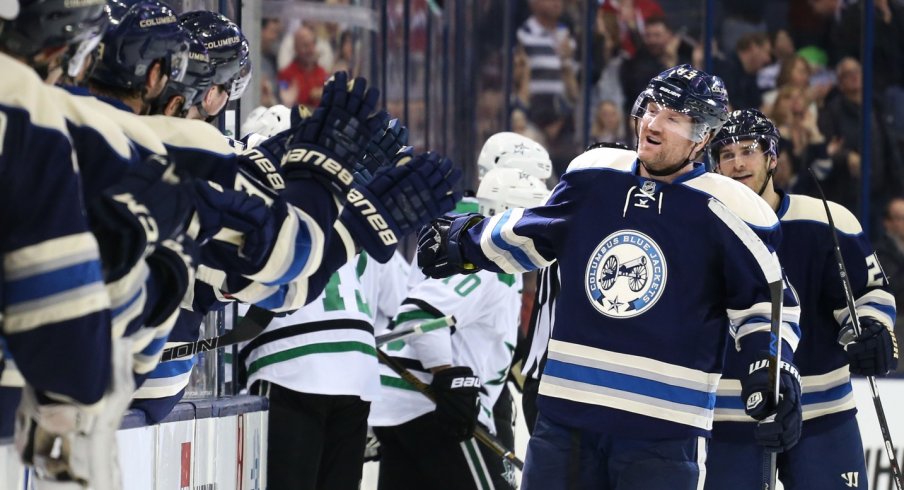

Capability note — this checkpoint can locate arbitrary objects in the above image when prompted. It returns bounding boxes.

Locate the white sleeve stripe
[4,283,109,334]
[105,262,150,308]
[111,286,146,339]
[499,208,551,270]
[708,199,782,282]
[727,302,801,326]
[333,220,357,264]
[733,322,800,352]
[245,210,301,283]
[833,289,897,325]
[4,233,100,278]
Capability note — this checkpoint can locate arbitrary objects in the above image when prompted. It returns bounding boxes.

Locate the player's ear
[146,60,168,96]
[164,96,184,117]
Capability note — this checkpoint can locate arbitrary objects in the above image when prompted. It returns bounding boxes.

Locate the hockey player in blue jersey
[417,65,804,489]
[706,109,898,489]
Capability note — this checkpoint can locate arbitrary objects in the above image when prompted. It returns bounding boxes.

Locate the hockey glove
[354,117,408,185]
[740,353,802,453]
[430,366,481,441]
[840,316,899,376]
[90,154,194,282]
[417,213,484,279]
[341,150,462,262]
[281,72,388,197]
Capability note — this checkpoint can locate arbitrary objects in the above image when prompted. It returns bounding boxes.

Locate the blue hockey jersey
[0,52,112,405]
[713,193,896,438]
[455,147,801,439]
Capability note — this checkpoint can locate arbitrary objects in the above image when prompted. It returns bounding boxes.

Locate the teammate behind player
[417,65,804,489]
[706,109,898,489]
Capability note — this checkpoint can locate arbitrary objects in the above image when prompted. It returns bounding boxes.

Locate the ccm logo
[282,148,354,188]
[450,377,480,389]
[347,189,398,246]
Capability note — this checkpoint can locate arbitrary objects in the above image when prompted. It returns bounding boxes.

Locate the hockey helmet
[0,0,109,77]
[179,10,251,100]
[477,132,552,180]
[708,108,781,165]
[477,167,550,217]
[91,0,190,90]
[153,30,214,115]
[631,64,730,143]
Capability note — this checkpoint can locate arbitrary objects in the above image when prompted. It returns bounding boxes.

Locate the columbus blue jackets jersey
[714,193,896,438]
[455,147,801,439]
[0,52,111,405]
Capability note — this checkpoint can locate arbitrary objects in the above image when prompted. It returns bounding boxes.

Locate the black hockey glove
[840,317,899,376]
[341,149,461,262]
[354,118,408,185]
[430,366,481,441]
[740,353,802,453]
[417,214,484,279]
[90,154,194,282]
[280,72,388,197]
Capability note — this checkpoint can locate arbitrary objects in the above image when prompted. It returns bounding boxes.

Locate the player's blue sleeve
[823,202,897,330]
[458,174,581,273]
[0,102,112,406]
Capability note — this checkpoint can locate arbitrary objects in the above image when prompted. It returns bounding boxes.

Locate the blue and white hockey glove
[91,154,194,282]
[740,354,802,453]
[430,366,481,441]
[280,72,388,197]
[354,117,408,185]
[417,213,484,279]
[341,150,461,263]
[840,317,899,376]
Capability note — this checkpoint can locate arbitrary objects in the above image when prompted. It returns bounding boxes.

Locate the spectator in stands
[757,29,796,93]
[719,1,768,60]
[593,7,626,113]
[618,15,694,116]
[330,30,359,76]
[716,32,772,110]
[590,100,628,147]
[278,25,328,107]
[516,0,578,176]
[814,57,904,219]
[875,196,904,373]
[259,18,283,107]
[600,0,664,57]
[768,85,832,185]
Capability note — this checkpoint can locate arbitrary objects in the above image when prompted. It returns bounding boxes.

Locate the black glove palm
[841,316,899,376]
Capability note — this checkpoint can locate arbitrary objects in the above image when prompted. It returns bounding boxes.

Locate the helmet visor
[632,99,714,144]
[227,58,251,100]
[709,138,771,168]
[66,30,103,78]
[167,48,189,83]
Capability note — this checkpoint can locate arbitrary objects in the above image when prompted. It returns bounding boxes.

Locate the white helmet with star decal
[477,167,550,217]
[477,132,552,180]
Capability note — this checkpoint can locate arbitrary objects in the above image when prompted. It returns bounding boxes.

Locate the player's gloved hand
[839,317,899,376]
[417,213,484,279]
[740,353,802,452]
[236,105,314,196]
[190,181,284,278]
[430,366,481,441]
[354,117,408,185]
[91,154,194,282]
[15,336,135,490]
[280,72,388,196]
[341,149,462,262]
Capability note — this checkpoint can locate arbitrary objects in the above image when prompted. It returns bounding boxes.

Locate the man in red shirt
[278,25,328,107]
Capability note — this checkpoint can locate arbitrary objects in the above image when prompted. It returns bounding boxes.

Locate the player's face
[636,102,699,170]
[716,140,773,191]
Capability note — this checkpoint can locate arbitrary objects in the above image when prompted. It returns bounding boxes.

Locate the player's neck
[761,181,781,212]
[637,160,693,184]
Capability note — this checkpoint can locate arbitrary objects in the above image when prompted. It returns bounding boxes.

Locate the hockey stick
[807,168,904,490]
[375,348,525,470]
[160,305,275,362]
[375,315,456,347]
[708,199,784,490]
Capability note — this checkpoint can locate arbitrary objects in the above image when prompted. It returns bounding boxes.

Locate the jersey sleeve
[822,202,896,331]
[710,202,801,362]
[0,103,112,406]
[458,171,588,273]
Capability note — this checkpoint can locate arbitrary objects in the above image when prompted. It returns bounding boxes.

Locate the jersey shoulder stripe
[782,194,863,236]
[681,172,780,229]
[565,147,638,172]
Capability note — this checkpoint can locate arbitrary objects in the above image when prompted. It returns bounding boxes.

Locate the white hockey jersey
[368,270,523,434]
[358,250,410,337]
[238,260,380,400]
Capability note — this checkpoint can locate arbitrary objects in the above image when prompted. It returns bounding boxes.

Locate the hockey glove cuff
[430,366,481,442]
[840,316,899,376]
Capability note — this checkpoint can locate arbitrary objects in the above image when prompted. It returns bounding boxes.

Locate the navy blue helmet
[91,0,190,90]
[152,31,214,115]
[708,108,780,164]
[178,10,251,100]
[631,64,730,143]
[0,0,109,62]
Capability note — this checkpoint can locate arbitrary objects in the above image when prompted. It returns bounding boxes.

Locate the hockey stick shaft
[808,168,904,490]
[375,349,525,470]
[160,305,275,362]
[375,315,456,346]
[708,198,784,490]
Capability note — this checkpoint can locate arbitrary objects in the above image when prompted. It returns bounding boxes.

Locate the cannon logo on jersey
[585,230,667,318]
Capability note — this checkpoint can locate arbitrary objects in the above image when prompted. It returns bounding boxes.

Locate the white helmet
[241,104,292,147]
[477,168,550,217]
[477,132,552,180]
